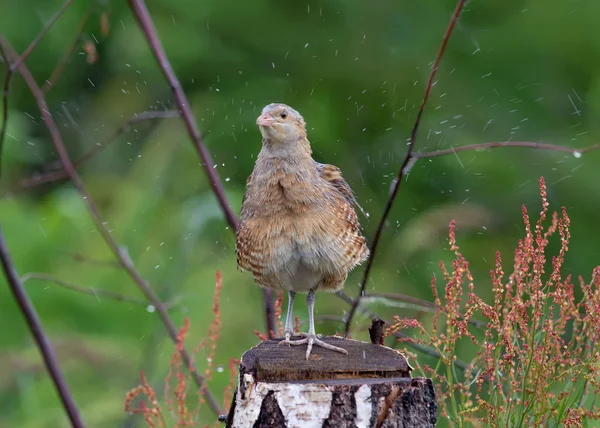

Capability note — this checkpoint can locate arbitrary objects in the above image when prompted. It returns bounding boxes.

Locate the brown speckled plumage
[236,103,368,359]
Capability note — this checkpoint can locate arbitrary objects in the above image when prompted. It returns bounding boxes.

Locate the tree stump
[224,337,437,428]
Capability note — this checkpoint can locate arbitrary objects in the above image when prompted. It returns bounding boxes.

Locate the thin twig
[0,228,85,428]
[61,251,121,268]
[0,0,74,177]
[14,110,180,191]
[344,0,467,337]
[0,37,224,416]
[0,45,9,177]
[337,291,469,370]
[126,0,275,337]
[9,0,74,72]
[42,7,94,93]
[365,292,487,329]
[21,272,177,309]
[413,141,600,161]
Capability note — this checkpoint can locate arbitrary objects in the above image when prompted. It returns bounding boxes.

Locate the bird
[236,102,369,360]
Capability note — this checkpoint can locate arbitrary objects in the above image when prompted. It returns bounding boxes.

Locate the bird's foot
[279,333,348,360]
[305,335,348,360]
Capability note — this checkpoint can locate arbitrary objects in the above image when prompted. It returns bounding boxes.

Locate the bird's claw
[278,333,348,360]
[305,335,348,360]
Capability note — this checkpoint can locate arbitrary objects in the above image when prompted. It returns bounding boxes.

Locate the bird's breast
[237,158,368,289]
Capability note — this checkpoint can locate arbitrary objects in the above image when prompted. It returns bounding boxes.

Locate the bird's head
[256,103,307,144]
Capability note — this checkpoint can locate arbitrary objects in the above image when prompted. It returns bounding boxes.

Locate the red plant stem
[127,0,275,337]
[0,37,224,416]
[0,229,85,428]
[344,0,467,337]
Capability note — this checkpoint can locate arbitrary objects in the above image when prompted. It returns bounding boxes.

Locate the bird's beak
[256,114,275,127]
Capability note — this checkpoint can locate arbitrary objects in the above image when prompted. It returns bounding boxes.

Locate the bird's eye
[280,111,288,119]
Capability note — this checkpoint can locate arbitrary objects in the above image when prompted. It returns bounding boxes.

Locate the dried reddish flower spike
[127,271,225,427]
[253,330,268,342]
[274,289,284,338]
[391,178,600,426]
[124,371,166,427]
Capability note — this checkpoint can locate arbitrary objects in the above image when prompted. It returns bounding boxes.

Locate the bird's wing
[239,174,253,216]
[316,162,368,219]
[236,173,254,271]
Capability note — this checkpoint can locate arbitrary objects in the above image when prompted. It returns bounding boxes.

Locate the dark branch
[344,0,468,337]
[127,0,275,338]
[0,228,85,428]
[0,37,224,416]
[127,0,237,229]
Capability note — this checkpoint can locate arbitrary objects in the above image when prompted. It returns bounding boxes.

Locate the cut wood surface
[224,338,437,428]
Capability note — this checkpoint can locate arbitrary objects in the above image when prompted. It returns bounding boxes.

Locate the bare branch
[21,272,177,310]
[9,0,74,71]
[127,0,237,229]
[61,251,121,268]
[337,291,469,370]
[42,7,94,93]
[0,228,85,428]
[13,110,180,191]
[365,292,487,329]
[413,141,600,161]
[0,0,74,177]
[127,0,275,338]
[0,46,9,178]
[344,0,468,337]
[0,37,224,416]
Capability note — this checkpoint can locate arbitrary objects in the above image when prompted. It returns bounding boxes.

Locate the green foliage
[1,0,600,426]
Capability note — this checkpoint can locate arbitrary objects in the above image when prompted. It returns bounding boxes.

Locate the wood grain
[241,338,412,383]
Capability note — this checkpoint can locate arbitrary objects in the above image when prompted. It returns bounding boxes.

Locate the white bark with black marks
[224,337,437,428]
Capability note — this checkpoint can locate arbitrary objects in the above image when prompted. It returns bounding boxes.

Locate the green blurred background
[1,0,600,426]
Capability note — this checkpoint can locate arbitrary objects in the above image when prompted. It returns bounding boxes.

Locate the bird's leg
[284,290,296,340]
[278,290,308,347]
[278,289,348,360]
[303,288,348,360]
